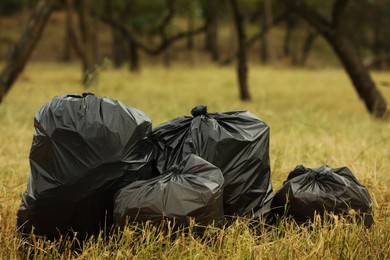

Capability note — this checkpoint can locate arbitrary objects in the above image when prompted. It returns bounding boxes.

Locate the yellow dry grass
[0,62,389,259]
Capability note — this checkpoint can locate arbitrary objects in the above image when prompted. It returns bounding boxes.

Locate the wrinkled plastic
[271,165,374,227]
[17,93,155,240]
[151,105,273,219]
[114,154,224,228]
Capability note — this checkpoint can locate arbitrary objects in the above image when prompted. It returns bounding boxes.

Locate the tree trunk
[204,0,219,61]
[298,30,317,66]
[128,38,139,72]
[62,17,71,62]
[229,0,251,101]
[78,0,97,87]
[260,0,273,63]
[327,32,388,117]
[111,29,126,68]
[105,0,125,68]
[187,10,194,50]
[63,0,89,68]
[259,17,269,63]
[0,0,57,103]
[279,0,388,118]
[283,14,295,57]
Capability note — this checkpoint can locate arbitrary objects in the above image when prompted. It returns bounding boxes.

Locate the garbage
[271,165,374,227]
[114,154,224,228]
[151,105,273,219]
[17,93,155,240]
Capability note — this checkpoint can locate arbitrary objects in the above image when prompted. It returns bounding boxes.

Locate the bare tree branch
[279,0,333,37]
[158,0,175,41]
[221,12,288,65]
[97,15,206,56]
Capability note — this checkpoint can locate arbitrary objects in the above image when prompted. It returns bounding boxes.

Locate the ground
[0,62,389,258]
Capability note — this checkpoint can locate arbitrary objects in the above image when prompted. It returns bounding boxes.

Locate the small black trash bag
[271,165,374,227]
[114,154,224,228]
[151,105,273,219]
[17,93,155,240]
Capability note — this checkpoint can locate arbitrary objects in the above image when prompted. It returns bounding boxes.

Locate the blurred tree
[200,0,220,61]
[0,0,25,16]
[61,0,100,84]
[260,0,272,63]
[279,0,388,118]
[221,1,287,66]
[62,0,86,68]
[103,0,141,71]
[78,0,99,86]
[296,29,317,66]
[283,13,296,58]
[282,15,317,66]
[0,0,57,103]
[98,0,206,71]
[182,0,197,50]
[229,0,251,101]
[347,0,390,70]
[104,0,126,68]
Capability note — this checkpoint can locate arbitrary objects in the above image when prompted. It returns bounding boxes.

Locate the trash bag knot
[167,165,184,175]
[65,92,95,99]
[191,105,208,117]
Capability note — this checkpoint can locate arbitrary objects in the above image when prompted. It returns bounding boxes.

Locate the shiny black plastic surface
[272,165,374,227]
[114,154,224,228]
[17,93,155,240]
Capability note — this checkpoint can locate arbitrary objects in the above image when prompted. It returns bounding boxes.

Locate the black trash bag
[17,93,155,240]
[271,165,374,227]
[114,154,224,228]
[151,105,273,219]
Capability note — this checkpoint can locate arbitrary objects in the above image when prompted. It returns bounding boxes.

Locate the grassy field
[0,62,390,259]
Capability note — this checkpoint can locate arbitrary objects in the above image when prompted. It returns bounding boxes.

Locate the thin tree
[105,0,126,68]
[203,0,220,61]
[0,0,57,103]
[260,0,273,63]
[229,0,251,101]
[98,0,206,66]
[63,0,87,65]
[279,0,388,118]
[78,0,98,86]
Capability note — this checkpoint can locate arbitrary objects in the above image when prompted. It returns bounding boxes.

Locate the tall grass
[0,62,389,259]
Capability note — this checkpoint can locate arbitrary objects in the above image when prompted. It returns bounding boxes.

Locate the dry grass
[0,62,389,259]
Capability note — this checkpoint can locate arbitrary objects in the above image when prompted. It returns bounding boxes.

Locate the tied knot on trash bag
[191,105,208,117]
[166,165,184,175]
[309,167,331,180]
[66,92,95,99]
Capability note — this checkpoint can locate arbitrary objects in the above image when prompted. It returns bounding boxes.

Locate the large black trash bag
[17,93,155,240]
[114,154,224,228]
[151,105,273,219]
[271,165,374,227]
